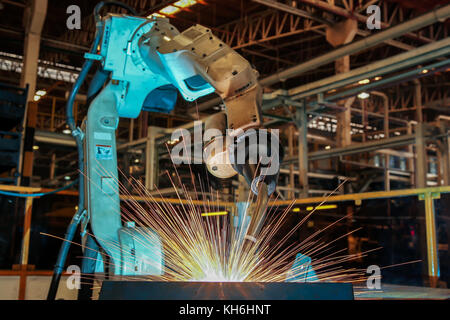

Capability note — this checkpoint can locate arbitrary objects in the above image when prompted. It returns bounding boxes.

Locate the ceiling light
[62,129,71,134]
[374,76,382,81]
[358,79,370,85]
[64,176,71,180]
[325,145,331,150]
[167,138,180,145]
[160,5,180,15]
[36,90,46,96]
[32,145,39,150]
[421,69,429,74]
[174,0,197,8]
[33,95,41,101]
[358,92,370,99]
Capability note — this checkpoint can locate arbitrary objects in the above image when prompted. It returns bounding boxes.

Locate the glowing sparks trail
[61,157,375,284]
[41,157,381,286]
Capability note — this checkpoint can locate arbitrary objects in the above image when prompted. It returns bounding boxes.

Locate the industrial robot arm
[146,21,282,196]
[80,12,282,277]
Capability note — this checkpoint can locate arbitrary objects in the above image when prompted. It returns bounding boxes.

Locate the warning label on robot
[95,144,113,160]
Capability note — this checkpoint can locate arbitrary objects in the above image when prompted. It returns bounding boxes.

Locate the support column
[442,135,450,185]
[414,79,423,123]
[288,124,295,199]
[19,101,38,186]
[20,0,48,102]
[49,153,56,181]
[18,197,33,300]
[383,99,390,191]
[415,123,427,188]
[129,119,134,142]
[407,122,415,186]
[295,106,308,198]
[413,77,427,188]
[145,127,163,190]
[326,19,357,149]
[419,191,440,287]
[373,91,390,191]
[437,121,449,186]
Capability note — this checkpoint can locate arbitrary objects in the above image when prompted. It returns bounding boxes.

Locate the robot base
[99,281,354,300]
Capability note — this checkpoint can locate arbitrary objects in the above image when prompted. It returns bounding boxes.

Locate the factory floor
[354,284,450,299]
[1,276,449,299]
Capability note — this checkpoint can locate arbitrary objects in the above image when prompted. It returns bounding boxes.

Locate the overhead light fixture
[134,158,140,163]
[358,79,370,85]
[292,208,301,213]
[167,138,180,145]
[160,5,180,15]
[32,145,39,150]
[358,92,370,99]
[62,128,71,134]
[421,69,429,74]
[174,0,197,8]
[325,145,331,150]
[64,176,71,181]
[374,76,382,81]
[33,89,47,102]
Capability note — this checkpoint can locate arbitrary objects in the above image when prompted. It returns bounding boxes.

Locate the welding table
[99,281,354,300]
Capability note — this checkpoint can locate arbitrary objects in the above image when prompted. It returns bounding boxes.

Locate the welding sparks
[40,155,384,288]
[62,158,375,285]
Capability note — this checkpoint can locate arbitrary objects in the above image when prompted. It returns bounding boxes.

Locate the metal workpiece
[99,281,354,300]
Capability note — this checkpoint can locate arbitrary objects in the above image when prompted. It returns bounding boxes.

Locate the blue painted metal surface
[285,253,318,282]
